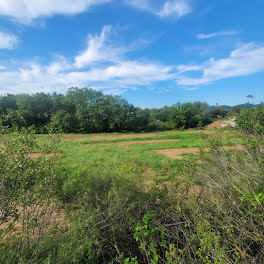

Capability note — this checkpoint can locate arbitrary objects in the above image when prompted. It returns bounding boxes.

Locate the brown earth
[89,139,180,146]
[60,133,166,142]
[61,137,89,142]
[153,145,243,160]
[60,134,91,142]
[0,204,68,244]
[204,120,223,129]
[90,133,160,140]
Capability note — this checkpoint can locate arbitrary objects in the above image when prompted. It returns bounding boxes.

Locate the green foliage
[0,88,215,133]
[237,105,264,134]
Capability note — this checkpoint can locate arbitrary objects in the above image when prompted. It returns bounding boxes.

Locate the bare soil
[90,133,160,140]
[89,139,180,146]
[60,134,91,142]
[204,118,237,130]
[0,204,68,244]
[204,120,223,129]
[153,145,243,159]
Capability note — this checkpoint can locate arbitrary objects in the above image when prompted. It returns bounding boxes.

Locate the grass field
[0,128,240,184]
[1,127,264,263]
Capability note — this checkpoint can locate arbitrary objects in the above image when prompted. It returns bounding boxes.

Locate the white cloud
[1,25,264,96]
[176,64,202,73]
[0,32,18,49]
[177,43,264,85]
[0,26,175,95]
[0,0,192,24]
[157,0,192,18]
[124,0,191,19]
[197,30,239,40]
[74,25,127,68]
[0,60,174,95]
[0,0,111,23]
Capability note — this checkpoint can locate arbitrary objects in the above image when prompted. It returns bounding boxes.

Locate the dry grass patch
[28,153,57,159]
[0,204,69,245]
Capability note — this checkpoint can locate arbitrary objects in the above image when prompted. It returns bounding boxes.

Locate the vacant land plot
[1,129,241,184]
[153,145,243,159]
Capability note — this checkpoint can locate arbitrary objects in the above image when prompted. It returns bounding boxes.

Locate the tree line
[0,87,236,133]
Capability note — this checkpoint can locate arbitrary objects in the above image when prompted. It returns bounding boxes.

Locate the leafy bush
[237,106,264,134]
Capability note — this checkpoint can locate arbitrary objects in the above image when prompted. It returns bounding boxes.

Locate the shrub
[236,106,264,135]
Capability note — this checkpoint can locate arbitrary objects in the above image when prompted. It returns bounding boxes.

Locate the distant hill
[209,105,232,110]
[209,103,263,110]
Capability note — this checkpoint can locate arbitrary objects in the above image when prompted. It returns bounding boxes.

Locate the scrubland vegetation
[0,87,236,134]
[0,90,264,263]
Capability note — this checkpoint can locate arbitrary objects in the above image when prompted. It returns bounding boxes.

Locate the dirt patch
[204,118,237,130]
[90,133,159,140]
[143,168,157,192]
[0,204,69,244]
[61,134,91,142]
[0,135,7,140]
[204,120,223,129]
[61,133,163,142]
[144,168,156,178]
[90,139,180,147]
[153,145,243,160]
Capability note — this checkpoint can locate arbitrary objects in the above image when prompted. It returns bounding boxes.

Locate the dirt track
[90,133,161,140]
[154,145,243,159]
[88,139,180,146]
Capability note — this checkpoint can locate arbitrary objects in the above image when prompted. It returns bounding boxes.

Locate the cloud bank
[0,0,111,23]
[0,0,192,23]
[0,26,264,95]
[0,26,175,94]
[176,43,264,85]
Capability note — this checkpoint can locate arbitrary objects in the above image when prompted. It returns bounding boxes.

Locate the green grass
[1,129,240,180]
[55,129,235,180]
[2,127,261,263]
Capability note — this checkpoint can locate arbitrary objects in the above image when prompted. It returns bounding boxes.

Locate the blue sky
[0,0,264,107]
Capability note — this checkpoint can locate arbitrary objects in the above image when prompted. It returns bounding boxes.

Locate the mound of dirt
[204,120,223,129]
[204,118,237,130]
